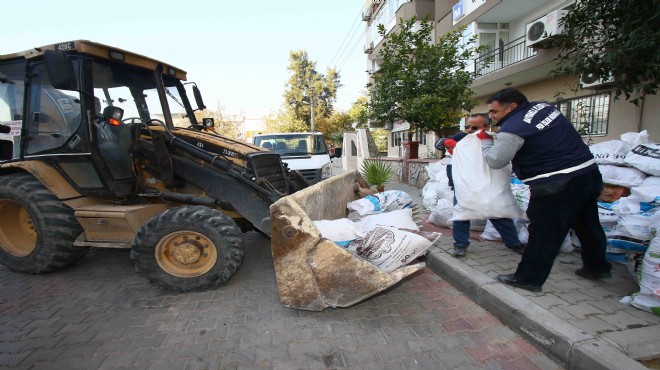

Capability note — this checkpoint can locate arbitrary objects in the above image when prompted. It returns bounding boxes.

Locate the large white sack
[480,219,529,242]
[620,130,650,149]
[598,206,619,226]
[607,210,658,254]
[625,143,660,176]
[598,164,647,187]
[422,180,441,211]
[347,225,441,273]
[422,178,453,211]
[313,218,361,247]
[451,134,522,221]
[428,198,453,228]
[620,232,660,315]
[425,159,450,182]
[617,186,660,214]
[347,190,413,216]
[642,176,660,187]
[589,140,632,165]
[357,208,419,234]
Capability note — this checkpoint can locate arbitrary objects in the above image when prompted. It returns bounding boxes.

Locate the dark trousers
[515,169,611,286]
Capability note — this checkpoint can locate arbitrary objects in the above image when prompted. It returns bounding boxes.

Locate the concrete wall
[470,75,659,143]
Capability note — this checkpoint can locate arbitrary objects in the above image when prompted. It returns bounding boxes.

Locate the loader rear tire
[0,173,87,273]
[130,205,244,292]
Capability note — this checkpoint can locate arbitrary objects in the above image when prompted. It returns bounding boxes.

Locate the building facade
[364,0,659,157]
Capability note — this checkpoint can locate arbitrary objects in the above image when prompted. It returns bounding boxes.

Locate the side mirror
[44,50,78,91]
[192,84,206,111]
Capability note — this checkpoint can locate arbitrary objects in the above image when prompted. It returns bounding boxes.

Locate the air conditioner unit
[525,9,568,48]
[362,9,372,21]
[580,72,615,88]
[363,41,374,54]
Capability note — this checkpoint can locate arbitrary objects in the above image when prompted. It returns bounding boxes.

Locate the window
[391,130,427,147]
[25,63,81,155]
[413,129,427,145]
[391,131,403,147]
[558,94,610,136]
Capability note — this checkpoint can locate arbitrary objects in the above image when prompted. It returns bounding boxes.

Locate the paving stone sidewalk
[387,182,660,369]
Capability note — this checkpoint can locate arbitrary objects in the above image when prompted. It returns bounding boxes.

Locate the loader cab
[0,41,201,199]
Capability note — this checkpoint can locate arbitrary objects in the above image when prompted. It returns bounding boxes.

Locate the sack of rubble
[347,190,413,216]
[313,218,362,247]
[422,160,454,211]
[428,198,453,228]
[642,176,660,187]
[480,219,530,244]
[620,213,660,316]
[511,177,531,220]
[589,140,632,165]
[451,134,522,221]
[607,187,660,255]
[315,208,419,247]
[346,225,441,272]
[356,208,419,234]
[620,130,650,149]
[598,164,647,187]
[625,143,660,176]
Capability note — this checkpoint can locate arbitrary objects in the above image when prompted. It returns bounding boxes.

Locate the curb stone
[425,245,648,370]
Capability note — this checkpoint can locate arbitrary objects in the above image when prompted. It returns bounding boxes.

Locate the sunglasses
[467,126,481,130]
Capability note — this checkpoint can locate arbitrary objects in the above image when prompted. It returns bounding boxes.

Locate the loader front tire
[130,206,244,292]
[0,173,87,273]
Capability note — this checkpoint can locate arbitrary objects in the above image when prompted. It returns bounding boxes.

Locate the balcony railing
[474,36,537,77]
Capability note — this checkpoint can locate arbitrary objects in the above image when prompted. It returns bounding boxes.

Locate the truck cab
[253,132,332,184]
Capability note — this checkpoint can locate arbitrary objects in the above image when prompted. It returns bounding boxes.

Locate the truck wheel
[130,206,244,292]
[0,173,87,273]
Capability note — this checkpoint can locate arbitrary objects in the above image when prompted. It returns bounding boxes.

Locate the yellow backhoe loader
[0,40,423,311]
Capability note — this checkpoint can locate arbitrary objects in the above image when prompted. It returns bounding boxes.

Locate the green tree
[348,96,369,128]
[552,0,660,104]
[263,110,308,133]
[315,111,353,139]
[370,128,389,153]
[367,17,480,136]
[283,50,342,128]
[193,110,241,139]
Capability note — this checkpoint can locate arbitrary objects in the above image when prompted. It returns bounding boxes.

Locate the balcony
[474,36,537,77]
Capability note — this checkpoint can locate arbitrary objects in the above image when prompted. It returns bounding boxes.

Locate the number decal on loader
[55,42,75,51]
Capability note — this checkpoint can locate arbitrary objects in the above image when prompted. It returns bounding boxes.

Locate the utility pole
[310,98,315,132]
[309,79,315,132]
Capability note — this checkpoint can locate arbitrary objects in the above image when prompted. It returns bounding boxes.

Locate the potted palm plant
[359,159,394,193]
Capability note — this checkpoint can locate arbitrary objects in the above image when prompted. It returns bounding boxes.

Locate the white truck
[252,132,332,184]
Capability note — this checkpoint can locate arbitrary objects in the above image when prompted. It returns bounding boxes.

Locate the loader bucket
[270,171,425,311]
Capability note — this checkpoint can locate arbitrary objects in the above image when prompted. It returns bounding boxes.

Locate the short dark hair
[486,88,528,105]
[469,113,491,127]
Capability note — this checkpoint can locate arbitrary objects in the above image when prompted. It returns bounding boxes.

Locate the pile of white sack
[312,190,441,273]
[588,130,660,315]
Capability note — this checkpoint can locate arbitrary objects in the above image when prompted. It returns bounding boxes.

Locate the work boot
[575,267,612,279]
[453,246,467,258]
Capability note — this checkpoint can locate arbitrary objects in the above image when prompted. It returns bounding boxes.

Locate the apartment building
[364,0,660,158]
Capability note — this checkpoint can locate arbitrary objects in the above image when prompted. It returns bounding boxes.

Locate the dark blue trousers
[515,169,611,286]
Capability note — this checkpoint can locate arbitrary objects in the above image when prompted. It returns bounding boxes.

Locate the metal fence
[474,36,537,77]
